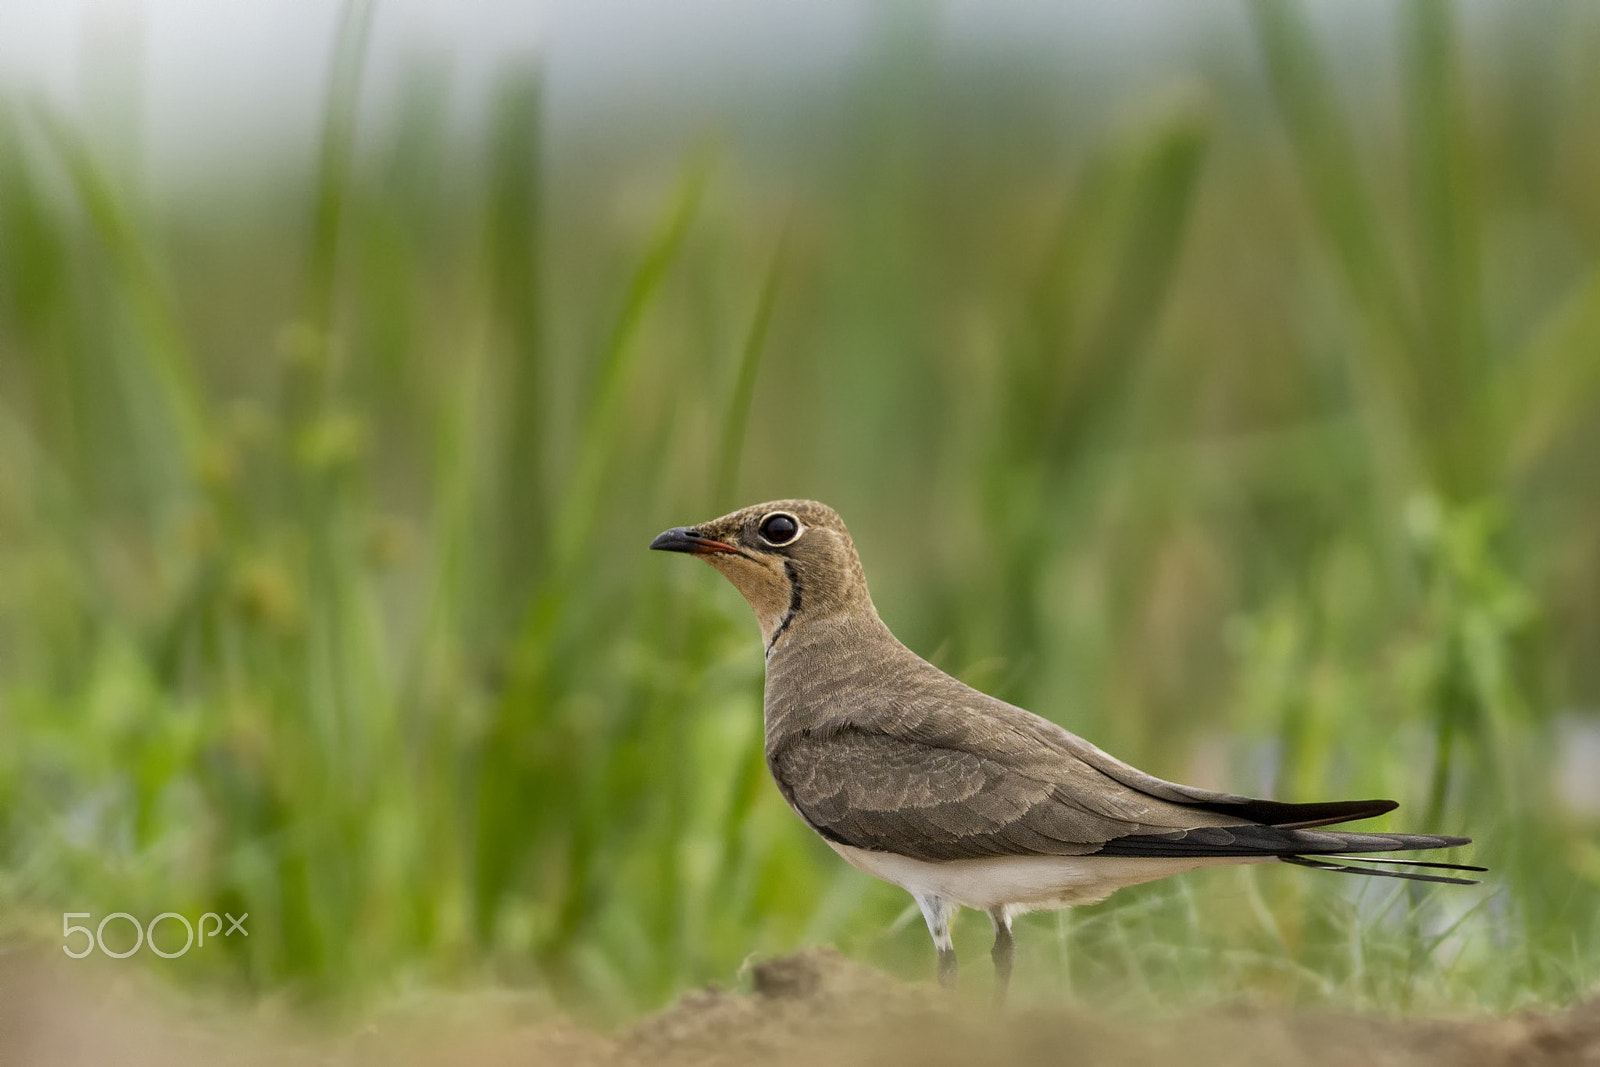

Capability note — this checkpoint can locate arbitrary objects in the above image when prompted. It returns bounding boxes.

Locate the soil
[4,946,1598,1066]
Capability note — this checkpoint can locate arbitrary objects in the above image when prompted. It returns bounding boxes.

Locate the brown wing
[768,725,1245,861]
[768,720,1444,864]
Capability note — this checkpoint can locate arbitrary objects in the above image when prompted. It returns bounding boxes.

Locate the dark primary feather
[1180,796,1397,829]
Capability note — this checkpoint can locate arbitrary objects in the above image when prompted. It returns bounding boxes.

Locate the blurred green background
[2,0,1599,1023]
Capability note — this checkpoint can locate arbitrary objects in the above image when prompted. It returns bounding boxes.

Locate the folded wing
[769,725,1477,882]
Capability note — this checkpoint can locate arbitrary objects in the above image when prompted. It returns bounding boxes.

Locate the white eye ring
[758,511,803,546]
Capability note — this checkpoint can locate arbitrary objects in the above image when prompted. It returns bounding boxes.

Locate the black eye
[759,512,799,545]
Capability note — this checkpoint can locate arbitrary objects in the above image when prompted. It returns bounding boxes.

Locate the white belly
[827,841,1270,912]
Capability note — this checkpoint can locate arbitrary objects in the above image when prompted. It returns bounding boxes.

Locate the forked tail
[1096,825,1484,885]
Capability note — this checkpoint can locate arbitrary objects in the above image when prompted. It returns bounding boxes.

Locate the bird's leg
[914,893,958,989]
[988,907,1014,1006]
[938,945,958,988]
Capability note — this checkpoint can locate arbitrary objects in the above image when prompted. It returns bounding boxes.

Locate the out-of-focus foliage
[1,0,1598,1020]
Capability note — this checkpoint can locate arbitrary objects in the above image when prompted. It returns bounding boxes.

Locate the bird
[649,499,1482,1001]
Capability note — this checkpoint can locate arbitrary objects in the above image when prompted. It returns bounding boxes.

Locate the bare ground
[3,946,1598,1066]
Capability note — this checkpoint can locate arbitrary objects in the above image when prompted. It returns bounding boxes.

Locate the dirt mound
[4,946,1599,1066]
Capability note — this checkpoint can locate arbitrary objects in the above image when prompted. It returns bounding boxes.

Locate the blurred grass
[2,0,1600,1023]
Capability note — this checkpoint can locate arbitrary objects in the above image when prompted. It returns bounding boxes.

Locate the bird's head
[650,499,873,648]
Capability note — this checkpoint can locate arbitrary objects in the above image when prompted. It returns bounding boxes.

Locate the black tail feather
[1318,854,1487,873]
[1096,823,1473,859]
[1281,854,1482,886]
